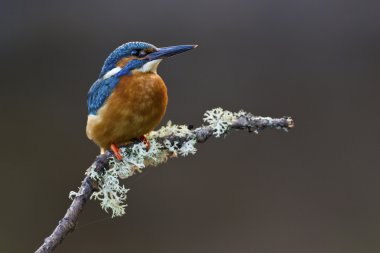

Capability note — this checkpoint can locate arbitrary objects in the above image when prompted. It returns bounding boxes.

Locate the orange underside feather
[86,72,168,149]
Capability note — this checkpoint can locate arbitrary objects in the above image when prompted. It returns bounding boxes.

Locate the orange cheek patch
[116,57,134,68]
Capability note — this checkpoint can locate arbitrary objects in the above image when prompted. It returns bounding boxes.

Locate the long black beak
[147,45,197,61]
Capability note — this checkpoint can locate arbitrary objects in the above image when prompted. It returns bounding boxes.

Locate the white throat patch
[135,59,162,73]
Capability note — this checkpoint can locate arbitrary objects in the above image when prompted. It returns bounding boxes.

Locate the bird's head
[99,41,197,79]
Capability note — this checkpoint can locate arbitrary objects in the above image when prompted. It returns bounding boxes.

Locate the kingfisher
[86,41,197,160]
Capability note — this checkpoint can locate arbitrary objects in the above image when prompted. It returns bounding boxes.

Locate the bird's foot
[110,144,123,161]
[139,135,150,151]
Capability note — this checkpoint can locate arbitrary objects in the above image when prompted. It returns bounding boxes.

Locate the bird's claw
[139,135,150,151]
[110,144,123,161]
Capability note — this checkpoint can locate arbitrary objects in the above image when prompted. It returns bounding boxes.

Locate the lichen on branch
[69,108,294,217]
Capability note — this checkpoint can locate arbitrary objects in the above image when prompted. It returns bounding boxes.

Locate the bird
[86,41,197,160]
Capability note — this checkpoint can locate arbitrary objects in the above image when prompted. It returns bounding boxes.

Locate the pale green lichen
[178,139,197,156]
[149,120,193,138]
[71,108,242,217]
[91,171,129,217]
[73,121,199,217]
[203,107,246,137]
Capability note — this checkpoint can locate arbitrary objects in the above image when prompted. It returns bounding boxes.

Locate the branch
[35,155,108,253]
[35,108,294,253]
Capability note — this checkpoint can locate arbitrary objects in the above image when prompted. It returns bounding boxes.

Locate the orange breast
[86,72,168,149]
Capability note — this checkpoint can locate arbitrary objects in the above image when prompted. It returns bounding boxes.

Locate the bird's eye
[138,51,147,57]
[131,50,139,56]
[131,49,148,58]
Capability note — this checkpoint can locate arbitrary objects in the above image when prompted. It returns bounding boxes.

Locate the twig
[35,111,294,253]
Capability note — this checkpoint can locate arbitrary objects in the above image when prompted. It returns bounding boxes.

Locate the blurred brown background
[1,0,379,252]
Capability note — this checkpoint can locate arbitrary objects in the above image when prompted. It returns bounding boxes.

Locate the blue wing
[87,59,147,115]
[87,76,120,115]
